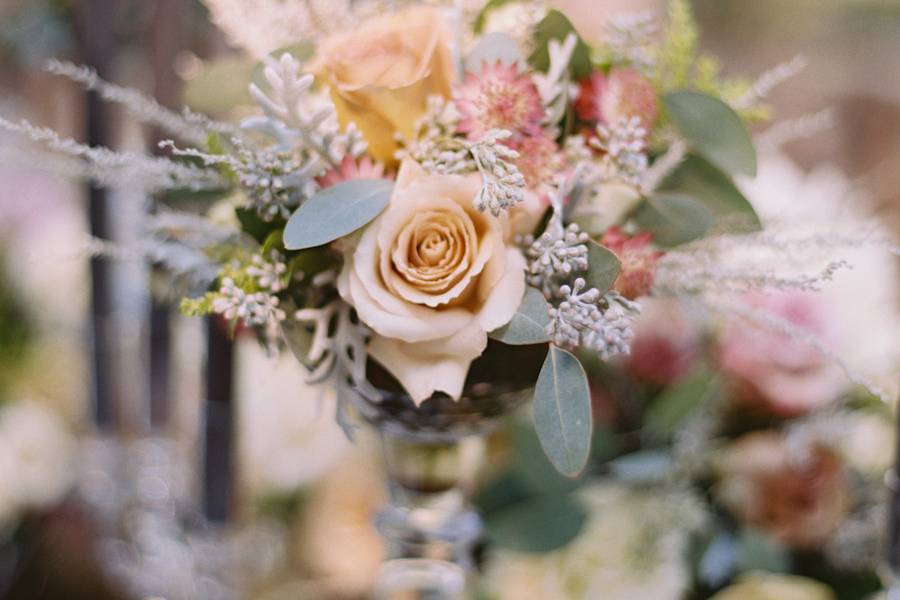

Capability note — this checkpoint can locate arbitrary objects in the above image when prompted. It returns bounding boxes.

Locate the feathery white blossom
[0,117,224,192]
[44,59,236,145]
[606,12,658,71]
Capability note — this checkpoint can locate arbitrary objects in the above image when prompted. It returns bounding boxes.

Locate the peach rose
[311,6,456,164]
[715,431,848,549]
[338,159,526,403]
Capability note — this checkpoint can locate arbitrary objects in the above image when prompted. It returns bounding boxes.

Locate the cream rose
[311,6,456,165]
[338,159,526,403]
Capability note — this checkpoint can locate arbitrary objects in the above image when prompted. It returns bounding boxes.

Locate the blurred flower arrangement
[0,0,858,477]
[0,0,898,597]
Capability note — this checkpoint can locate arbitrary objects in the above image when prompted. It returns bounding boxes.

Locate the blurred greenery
[0,252,32,401]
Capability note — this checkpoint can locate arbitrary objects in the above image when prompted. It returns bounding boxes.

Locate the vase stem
[372,432,484,599]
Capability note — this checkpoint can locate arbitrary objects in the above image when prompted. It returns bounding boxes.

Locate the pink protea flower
[510,133,563,188]
[600,226,663,300]
[454,61,544,141]
[575,68,658,128]
[717,291,845,417]
[316,155,388,189]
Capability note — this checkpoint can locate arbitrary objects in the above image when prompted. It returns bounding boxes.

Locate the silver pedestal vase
[349,383,531,599]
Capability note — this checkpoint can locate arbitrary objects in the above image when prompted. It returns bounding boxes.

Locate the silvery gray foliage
[402,99,526,215]
[0,117,224,192]
[605,12,657,71]
[246,53,366,167]
[533,33,578,126]
[246,251,288,293]
[591,116,649,187]
[525,178,640,359]
[469,129,526,215]
[164,52,369,222]
[547,280,637,359]
[524,220,590,298]
[212,277,286,348]
[44,59,236,146]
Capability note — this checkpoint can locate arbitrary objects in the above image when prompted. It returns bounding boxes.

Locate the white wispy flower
[0,400,76,527]
[236,338,350,497]
[737,153,900,400]
[482,482,705,600]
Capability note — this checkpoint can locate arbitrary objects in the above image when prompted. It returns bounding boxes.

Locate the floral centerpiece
[3,0,889,593]
[154,0,787,479]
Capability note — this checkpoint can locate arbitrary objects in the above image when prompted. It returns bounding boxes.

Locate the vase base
[373,558,468,600]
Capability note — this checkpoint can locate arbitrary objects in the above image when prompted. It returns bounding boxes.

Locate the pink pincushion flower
[600,226,663,300]
[509,133,563,188]
[575,68,658,128]
[316,155,388,189]
[717,291,845,417]
[454,61,544,141]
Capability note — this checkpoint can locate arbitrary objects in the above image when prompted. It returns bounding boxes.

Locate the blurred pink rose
[716,431,848,549]
[717,291,845,417]
[627,299,702,386]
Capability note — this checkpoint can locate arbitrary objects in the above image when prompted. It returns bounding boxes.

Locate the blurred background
[0,0,898,599]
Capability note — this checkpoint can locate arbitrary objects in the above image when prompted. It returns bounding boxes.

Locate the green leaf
[509,419,581,496]
[644,367,720,440]
[261,230,284,255]
[607,449,673,483]
[464,32,524,72]
[528,10,593,80]
[490,286,551,345]
[659,154,762,230]
[664,91,757,177]
[734,527,792,573]
[283,179,393,250]
[474,0,519,33]
[533,347,592,478]
[236,207,284,245]
[485,494,588,553]
[633,192,714,247]
[584,241,620,292]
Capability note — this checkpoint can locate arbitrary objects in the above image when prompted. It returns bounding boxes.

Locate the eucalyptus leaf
[533,347,592,478]
[490,286,551,345]
[644,367,720,440]
[607,449,673,484]
[735,528,792,573]
[283,179,393,250]
[664,91,757,177]
[485,494,588,553]
[584,241,620,292]
[660,154,762,230]
[698,532,738,588]
[236,207,284,245]
[464,32,524,72]
[528,10,592,80]
[633,192,714,247]
[509,420,581,495]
